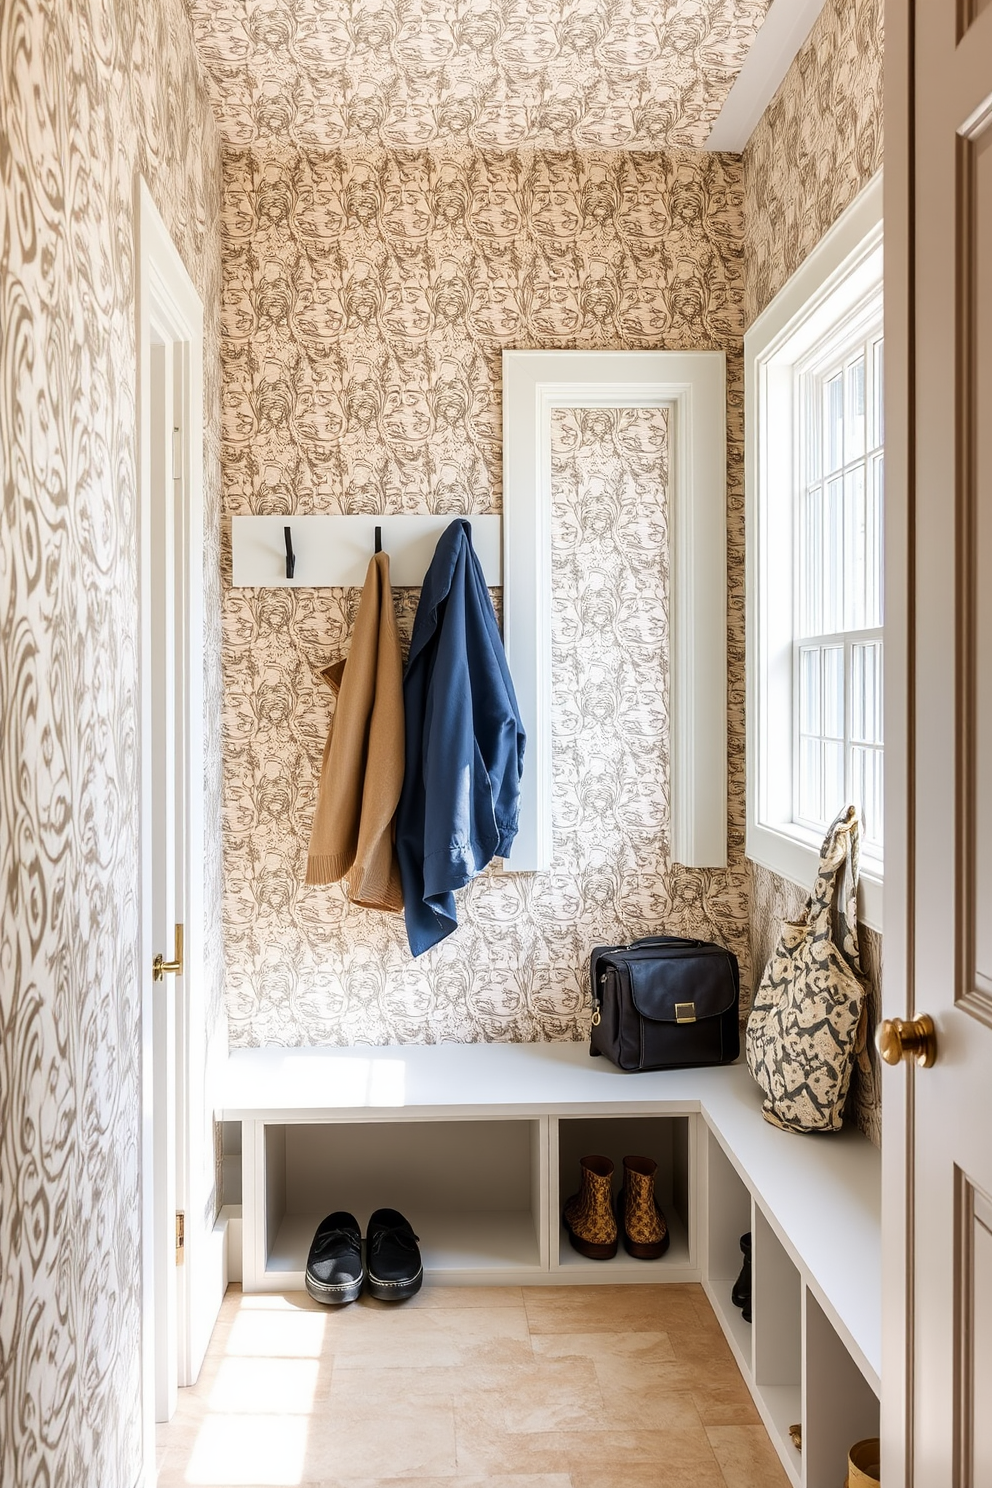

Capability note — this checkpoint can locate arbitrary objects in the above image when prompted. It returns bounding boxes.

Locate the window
[746,175,884,929]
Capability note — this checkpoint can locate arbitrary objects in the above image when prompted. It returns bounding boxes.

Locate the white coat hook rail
[231,514,503,588]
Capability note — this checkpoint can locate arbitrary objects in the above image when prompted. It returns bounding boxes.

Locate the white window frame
[745,172,884,931]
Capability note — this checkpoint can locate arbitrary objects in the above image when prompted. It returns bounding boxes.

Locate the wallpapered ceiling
[221,147,750,1045]
[0,2,223,1484]
[744,0,883,1145]
[190,0,770,152]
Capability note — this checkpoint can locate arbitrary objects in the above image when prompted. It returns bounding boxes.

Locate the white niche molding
[502,349,728,873]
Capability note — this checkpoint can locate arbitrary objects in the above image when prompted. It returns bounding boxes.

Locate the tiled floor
[156,1284,790,1488]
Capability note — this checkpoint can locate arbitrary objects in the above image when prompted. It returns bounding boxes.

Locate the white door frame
[135,177,206,1464]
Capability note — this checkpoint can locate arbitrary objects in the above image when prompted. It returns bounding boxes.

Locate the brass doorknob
[153,924,184,983]
[877,1013,937,1068]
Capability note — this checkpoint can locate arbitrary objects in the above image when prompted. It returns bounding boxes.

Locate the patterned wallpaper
[221,147,751,1045]
[743,0,883,1144]
[190,0,771,153]
[743,0,883,322]
[0,2,224,1484]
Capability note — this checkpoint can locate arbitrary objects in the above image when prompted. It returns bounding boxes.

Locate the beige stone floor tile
[530,1328,676,1364]
[304,1394,458,1480]
[690,1384,761,1427]
[523,1284,704,1334]
[221,1305,332,1360]
[460,1356,610,1435]
[570,1461,726,1488]
[365,1284,526,1309]
[706,1424,792,1488]
[204,1353,335,1412]
[452,1411,578,1477]
[170,1411,319,1485]
[668,1323,748,1367]
[314,1477,572,1488]
[587,1358,705,1432]
[324,1305,532,1369]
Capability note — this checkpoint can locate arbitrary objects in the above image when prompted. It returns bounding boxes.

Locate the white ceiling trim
[705,0,827,152]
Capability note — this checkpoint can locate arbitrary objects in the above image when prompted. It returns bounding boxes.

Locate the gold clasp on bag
[675,1002,696,1024]
[591,1006,601,1027]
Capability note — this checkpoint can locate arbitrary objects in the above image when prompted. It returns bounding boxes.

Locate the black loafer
[365,1207,423,1301]
[305,1211,364,1305]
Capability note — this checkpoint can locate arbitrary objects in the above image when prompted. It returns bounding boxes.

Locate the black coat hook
[284,525,296,579]
[374,524,382,554]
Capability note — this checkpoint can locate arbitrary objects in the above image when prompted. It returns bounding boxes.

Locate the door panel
[969,120,992,1011]
[971,1189,992,1485]
[904,2,992,1483]
[150,336,179,1425]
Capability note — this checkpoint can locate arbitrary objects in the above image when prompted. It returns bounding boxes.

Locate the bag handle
[625,936,708,950]
[810,806,862,973]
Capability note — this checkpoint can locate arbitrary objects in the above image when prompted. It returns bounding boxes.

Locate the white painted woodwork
[137,179,221,1469]
[705,0,828,152]
[885,3,992,1483]
[223,1044,878,1486]
[745,174,884,932]
[221,1041,879,1483]
[501,349,728,873]
[230,512,503,588]
[804,1289,880,1488]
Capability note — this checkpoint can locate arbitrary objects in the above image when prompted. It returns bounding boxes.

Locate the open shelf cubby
[704,1126,754,1374]
[553,1115,693,1278]
[259,1117,546,1287]
[753,1206,802,1481]
[804,1288,880,1488]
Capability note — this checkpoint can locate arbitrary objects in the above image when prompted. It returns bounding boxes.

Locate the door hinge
[176,1210,185,1265]
[172,426,182,480]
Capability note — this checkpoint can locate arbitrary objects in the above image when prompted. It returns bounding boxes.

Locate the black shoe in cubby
[305,1211,365,1305]
[365,1207,423,1301]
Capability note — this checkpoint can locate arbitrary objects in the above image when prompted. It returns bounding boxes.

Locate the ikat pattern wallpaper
[190,0,771,153]
[743,0,884,322]
[743,0,884,1145]
[0,3,224,1484]
[220,147,751,1045]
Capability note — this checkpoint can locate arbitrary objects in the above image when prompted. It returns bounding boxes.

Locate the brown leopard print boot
[617,1156,670,1259]
[563,1155,617,1259]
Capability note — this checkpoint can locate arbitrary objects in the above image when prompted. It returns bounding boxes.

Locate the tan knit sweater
[305,552,405,912]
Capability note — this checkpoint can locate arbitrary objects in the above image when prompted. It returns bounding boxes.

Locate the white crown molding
[705,0,828,153]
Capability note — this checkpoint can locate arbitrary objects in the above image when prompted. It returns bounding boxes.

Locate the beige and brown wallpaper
[0,2,224,1484]
[221,147,750,1045]
[743,0,883,323]
[191,0,771,153]
[743,0,884,1143]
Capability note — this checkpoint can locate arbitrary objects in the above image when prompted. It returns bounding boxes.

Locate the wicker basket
[846,1437,881,1488]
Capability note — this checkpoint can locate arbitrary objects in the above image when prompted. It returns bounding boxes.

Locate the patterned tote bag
[746,805,868,1133]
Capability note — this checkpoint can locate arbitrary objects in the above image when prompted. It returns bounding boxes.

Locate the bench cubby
[222,1041,880,1486]
[553,1114,693,1275]
[253,1116,547,1288]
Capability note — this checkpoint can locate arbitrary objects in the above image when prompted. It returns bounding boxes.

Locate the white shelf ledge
[266,1209,542,1288]
[230,513,502,588]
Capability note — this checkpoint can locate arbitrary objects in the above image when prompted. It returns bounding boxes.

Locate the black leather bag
[590,936,740,1072]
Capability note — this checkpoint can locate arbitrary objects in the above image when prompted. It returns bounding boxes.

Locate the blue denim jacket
[396,520,525,957]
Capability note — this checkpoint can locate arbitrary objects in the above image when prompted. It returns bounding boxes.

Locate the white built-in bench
[220,1041,879,1488]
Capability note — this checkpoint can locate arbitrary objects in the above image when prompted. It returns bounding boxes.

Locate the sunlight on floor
[182,1297,326,1487]
[156,1284,790,1488]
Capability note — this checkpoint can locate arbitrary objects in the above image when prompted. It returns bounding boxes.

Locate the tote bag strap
[809,806,863,974]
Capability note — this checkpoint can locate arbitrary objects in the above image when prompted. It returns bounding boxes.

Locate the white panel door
[888,2,992,1482]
